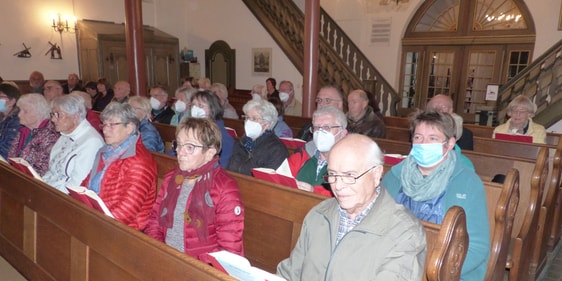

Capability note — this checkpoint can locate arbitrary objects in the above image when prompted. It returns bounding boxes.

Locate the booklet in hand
[204,250,286,281]
[8,157,44,182]
[66,186,114,218]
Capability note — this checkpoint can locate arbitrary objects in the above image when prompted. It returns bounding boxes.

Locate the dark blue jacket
[139,119,165,153]
[0,108,21,159]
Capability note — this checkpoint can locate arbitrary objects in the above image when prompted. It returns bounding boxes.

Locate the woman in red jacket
[84,102,157,230]
[144,118,244,261]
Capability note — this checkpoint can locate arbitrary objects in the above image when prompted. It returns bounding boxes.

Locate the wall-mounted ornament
[14,43,32,58]
[45,41,62,59]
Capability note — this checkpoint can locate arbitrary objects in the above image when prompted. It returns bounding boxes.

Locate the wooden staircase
[498,39,562,127]
[242,0,400,116]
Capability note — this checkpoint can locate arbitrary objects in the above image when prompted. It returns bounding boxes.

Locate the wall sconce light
[51,13,76,34]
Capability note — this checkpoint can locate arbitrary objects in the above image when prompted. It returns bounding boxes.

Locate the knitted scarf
[158,158,220,242]
[400,150,456,201]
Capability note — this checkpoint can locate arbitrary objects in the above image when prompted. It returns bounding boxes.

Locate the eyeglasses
[412,134,446,143]
[510,110,530,116]
[309,125,342,133]
[323,165,378,184]
[173,141,206,154]
[315,97,342,105]
[243,115,264,122]
[50,112,61,119]
[100,122,124,129]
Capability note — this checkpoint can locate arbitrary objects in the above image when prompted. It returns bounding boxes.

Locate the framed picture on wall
[252,48,272,76]
[485,84,500,101]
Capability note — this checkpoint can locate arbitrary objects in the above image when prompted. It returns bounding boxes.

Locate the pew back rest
[484,169,520,281]
[422,206,468,281]
[465,123,561,146]
[153,122,177,152]
[0,162,235,281]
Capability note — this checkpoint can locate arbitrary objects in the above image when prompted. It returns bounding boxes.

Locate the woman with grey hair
[127,96,165,153]
[493,95,546,143]
[82,102,157,230]
[226,99,288,176]
[43,95,104,193]
[8,93,60,176]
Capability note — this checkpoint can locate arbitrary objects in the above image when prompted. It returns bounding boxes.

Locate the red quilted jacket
[143,166,244,260]
[83,138,157,230]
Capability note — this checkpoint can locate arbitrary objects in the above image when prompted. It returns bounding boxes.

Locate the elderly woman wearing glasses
[227,99,288,176]
[83,102,157,230]
[493,95,546,143]
[382,111,490,281]
[144,118,244,261]
[8,93,60,176]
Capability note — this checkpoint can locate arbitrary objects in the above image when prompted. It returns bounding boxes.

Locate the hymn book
[494,133,533,143]
[66,186,114,218]
[251,159,298,189]
[384,154,407,165]
[205,250,286,281]
[8,157,44,182]
[279,137,306,149]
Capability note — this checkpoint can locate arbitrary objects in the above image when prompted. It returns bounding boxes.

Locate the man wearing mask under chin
[226,99,288,176]
[149,85,175,124]
[278,80,302,116]
[286,106,347,196]
[382,111,490,281]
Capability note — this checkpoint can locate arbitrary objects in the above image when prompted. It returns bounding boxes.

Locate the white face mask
[174,100,187,113]
[251,93,262,100]
[244,120,263,139]
[279,92,290,102]
[150,97,161,110]
[313,129,339,152]
[190,105,207,118]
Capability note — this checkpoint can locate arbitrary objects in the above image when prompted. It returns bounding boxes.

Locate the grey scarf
[400,151,456,201]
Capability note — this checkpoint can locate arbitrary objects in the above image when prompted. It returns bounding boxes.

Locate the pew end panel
[484,168,520,281]
[422,206,468,281]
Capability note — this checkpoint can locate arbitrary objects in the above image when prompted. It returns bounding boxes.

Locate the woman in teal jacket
[381,111,490,281]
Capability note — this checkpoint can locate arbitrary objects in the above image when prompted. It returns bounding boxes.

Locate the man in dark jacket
[346,89,386,138]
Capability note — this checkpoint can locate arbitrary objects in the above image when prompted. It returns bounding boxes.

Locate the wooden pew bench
[150,152,469,281]
[0,161,235,281]
[471,136,562,279]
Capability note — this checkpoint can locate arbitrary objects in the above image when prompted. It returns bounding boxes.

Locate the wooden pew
[385,126,412,142]
[150,152,468,281]
[223,118,245,139]
[0,162,235,281]
[471,136,562,279]
[383,115,410,128]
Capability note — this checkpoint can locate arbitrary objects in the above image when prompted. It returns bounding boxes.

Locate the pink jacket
[144,166,244,260]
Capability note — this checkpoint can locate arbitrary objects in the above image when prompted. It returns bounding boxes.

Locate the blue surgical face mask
[0,99,6,113]
[410,142,446,168]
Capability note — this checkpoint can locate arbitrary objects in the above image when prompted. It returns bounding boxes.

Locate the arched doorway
[399,0,535,123]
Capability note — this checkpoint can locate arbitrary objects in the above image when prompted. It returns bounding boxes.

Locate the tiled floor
[0,256,26,281]
[1,246,562,281]
[538,242,562,281]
